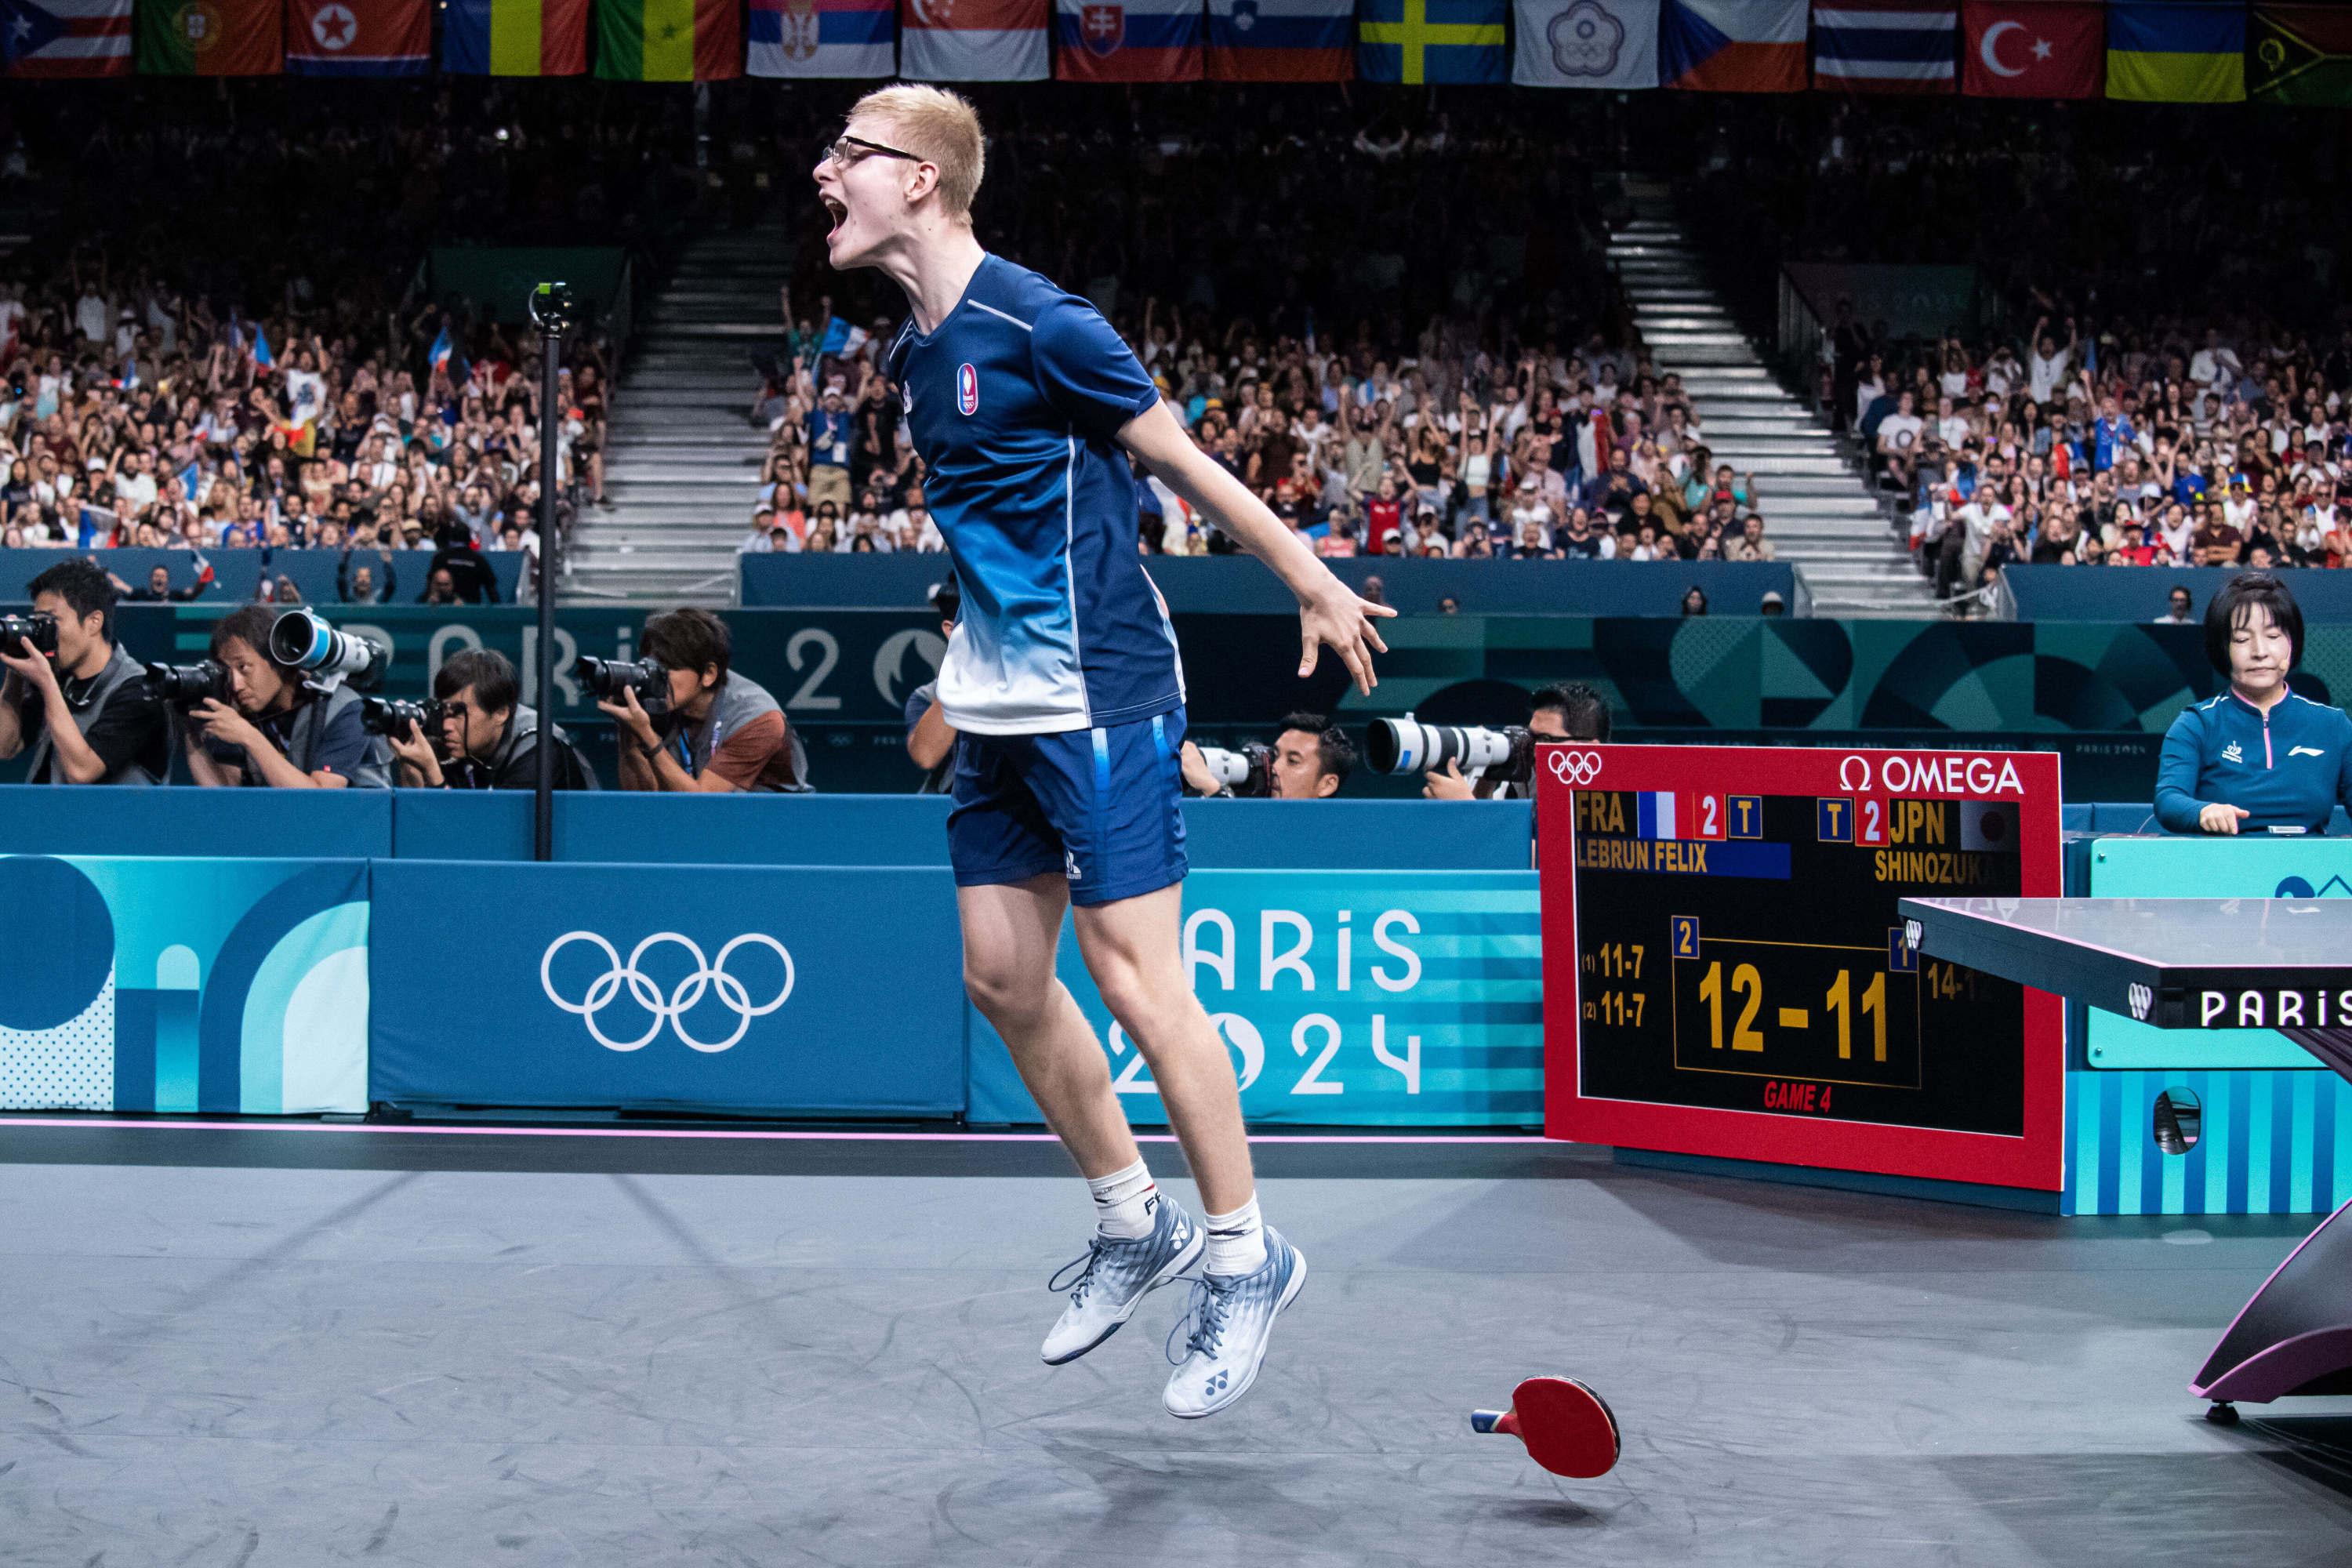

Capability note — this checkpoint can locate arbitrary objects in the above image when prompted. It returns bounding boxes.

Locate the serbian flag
[593,0,741,78]
[901,0,1049,75]
[748,0,895,73]
[1661,0,1806,90]
[1811,1,1955,93]
[2,0,133,76]
[1959,0,2100,96]
[1056,0,1202,77]
[443,0,588,71]
[285,0,428,72]
[1206,0,1351,78]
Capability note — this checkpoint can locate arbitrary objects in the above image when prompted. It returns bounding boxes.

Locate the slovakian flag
[1661,0,1806,91]
[1811,1,1955,93]
[2,0,133,76]
[285,0,428,73]
[1513,0,1661,89]
[1056,0,1202,78]
[1206,0,1352,79]
[136,0,281,73]
[748,0,895,74]
[593,0,740,78]
[900,0,1049,78]
[1959,0,2099,96]
[1358,0,1508,84]
[443,0,588,71]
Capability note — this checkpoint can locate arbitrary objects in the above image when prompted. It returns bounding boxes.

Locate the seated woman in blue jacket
[2156,573,2352,835]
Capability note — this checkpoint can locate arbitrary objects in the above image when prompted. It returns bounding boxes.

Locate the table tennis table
[1900,897,2352,1425]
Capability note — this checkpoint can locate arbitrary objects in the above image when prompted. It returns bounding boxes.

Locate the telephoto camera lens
[143,659,233,706]
[1192,742,1272,797]
[1365,717,1535,783]
[0,612,58,659]
[575,655,667,709]
[359,696,451,738]
[268,608,384,688]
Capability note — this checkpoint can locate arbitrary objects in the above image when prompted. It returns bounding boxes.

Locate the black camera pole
[528,282,574,863]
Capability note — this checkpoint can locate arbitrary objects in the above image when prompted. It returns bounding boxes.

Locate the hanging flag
[1660,0,1805,90]
[285,0,428,72]
[442,0,589,72]
[1055,0,1202,78]
[1960,0,2100,96]
[136,0,281,72]
[1512,0,1661,87]
[593,0,741,78]
[1811,1,1955,92]
[2,0,134,77]
[2107,0,2245,102]
[900,0,1050,78]
[1358,0,1508,83]
[748,0,895,74]
[1205,0,1352,79]
[2251,2,2352,105]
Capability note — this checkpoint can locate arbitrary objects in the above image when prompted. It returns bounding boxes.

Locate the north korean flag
[1959,0,2100,97]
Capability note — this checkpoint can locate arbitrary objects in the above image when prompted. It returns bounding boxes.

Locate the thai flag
[1056,0,1202,78]
[748,0,896,76]
[1206,0,1350,78]
[1635,791,1679,840]
[1812,1,1956,92]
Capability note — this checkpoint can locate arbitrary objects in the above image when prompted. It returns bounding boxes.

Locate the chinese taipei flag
[1959,0,2099,96]
[285,0,430,73]
[1055,0,1201,78]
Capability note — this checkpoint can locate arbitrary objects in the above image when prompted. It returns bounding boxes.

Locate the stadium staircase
[568,224,786,605]
[1607,182,1935,617]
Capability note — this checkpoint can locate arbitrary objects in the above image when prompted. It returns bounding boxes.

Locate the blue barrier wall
[0,548,523,605]
[0,787,394,858]
[741,554,1799,617]
[2003,565,2352,624]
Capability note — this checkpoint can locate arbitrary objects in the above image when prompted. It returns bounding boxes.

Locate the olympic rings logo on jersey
[956,362,979,416]
[540,931,797,1053]
[1547,750,1603,787]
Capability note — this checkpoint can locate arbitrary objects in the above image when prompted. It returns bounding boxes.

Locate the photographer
[180,606,391,789]
[1423,682,1613,800]
[604,607,808,793]
[904,579,958,793]
[385,648,595,791]
[1180,712,1356,800]
[0,558,171,784]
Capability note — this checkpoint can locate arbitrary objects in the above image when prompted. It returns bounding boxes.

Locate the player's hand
[1298,577,1396,695]
[1423,758,1476,800]
[2199,802,2252,835]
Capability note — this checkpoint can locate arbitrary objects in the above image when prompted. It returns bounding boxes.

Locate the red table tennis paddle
[1471,1376,1620,1478]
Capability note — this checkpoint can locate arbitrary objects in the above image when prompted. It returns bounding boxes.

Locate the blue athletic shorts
[946,707,1189,906]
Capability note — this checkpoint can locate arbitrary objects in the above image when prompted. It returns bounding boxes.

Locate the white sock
[1087,1158,1159,1240]
[1203,1196,1268,1276]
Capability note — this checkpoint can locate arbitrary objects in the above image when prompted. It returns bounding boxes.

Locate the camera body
[1366,717,1535,784]
[0,612,59,660]
[360,696,451,739]
[144,659,233,706]
[1195,742,1272,798]
[528,281,578,336]
[268,608,384,690]
[575,655,667,711]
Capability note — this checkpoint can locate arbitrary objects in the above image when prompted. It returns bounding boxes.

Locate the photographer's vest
[244,683,392,788]
[25,643,158,786]
[463,703,598,791]
[662,674,808,793]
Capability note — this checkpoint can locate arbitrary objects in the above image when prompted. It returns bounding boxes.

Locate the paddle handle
[1470,1409,1518,1436]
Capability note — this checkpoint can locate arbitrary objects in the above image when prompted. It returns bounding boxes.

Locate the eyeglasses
[819,134,922,169]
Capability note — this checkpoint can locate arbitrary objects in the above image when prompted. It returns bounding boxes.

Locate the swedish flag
[1358,0,1506,83]
[2108,0,2247,103]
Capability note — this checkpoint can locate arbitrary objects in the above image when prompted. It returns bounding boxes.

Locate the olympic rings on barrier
[540,931,797,1053]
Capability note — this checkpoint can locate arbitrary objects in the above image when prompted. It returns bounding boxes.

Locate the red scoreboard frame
[1539,743,2065,1192]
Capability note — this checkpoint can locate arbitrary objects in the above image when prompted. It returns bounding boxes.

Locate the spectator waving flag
[427,323,455,376]
[286,0,429,74]
[1959,0,2100,97]
[442,0,589,72]
[251,323,274,366]
[1513,0,1660,88]
[1,0,132,77]
[748,0,895,74]
[1206,0,1352,80]
[136,0,281,72]
[819,318,870,358]
[900,0,1050,79]
[1811,1,1955,93]
[1055,0,1203,79]
[2107,0,2245,102]
[593,0,741,78]
[2251,3,2352,106]
[1358,0,1508,84]
[1660,0,1805,91]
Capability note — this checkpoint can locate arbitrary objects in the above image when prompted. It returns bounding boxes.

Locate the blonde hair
[849,84,986,218]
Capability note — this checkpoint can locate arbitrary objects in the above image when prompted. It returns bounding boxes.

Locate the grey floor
[3,1126,2350,1567]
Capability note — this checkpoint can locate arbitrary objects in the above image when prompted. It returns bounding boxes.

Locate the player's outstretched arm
[1120,401,1396,694]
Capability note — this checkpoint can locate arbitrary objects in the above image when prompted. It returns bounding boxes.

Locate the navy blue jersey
[2155,688,2352,833]
[887,254,1183,735]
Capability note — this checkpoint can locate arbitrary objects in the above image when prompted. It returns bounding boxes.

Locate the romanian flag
[136,0,281,72]
[2251,3,2352,105]
[1357,0,1507,82]
[2107,0,2245,102]
[444,0,589,71]
[593,0,741,78]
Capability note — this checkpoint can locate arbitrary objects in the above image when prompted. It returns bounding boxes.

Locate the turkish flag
[1960,0,2101,98]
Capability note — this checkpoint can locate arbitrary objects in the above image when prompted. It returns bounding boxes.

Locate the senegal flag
[593,0,740,78]
[136,0,281,73]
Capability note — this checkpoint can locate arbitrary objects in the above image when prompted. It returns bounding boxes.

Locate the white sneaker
[1161,1228,1305,1419]
[1040,1195,1202,1366]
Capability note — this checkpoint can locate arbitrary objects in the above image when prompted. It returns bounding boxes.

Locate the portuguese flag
[136,0,281,73]
[593,0,740,78]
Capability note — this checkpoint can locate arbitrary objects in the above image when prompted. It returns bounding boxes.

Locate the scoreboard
[1539,745,2066,1191]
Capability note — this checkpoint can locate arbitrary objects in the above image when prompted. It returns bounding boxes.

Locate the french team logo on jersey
[957,362,980,416]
